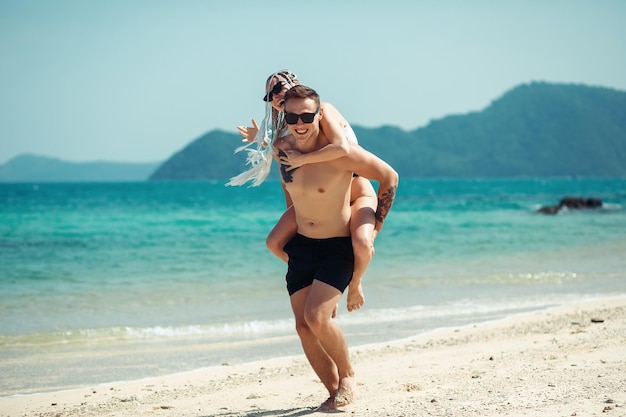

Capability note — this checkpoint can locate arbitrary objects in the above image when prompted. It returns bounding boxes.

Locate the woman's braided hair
[226,69,301,187]
[266,69,299,139]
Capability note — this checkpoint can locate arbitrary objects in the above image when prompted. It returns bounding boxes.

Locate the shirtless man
[274,85,398,410]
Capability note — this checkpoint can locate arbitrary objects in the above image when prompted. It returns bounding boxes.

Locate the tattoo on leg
[375,186,396,223]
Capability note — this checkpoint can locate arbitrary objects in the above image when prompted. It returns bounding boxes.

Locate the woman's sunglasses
[284,109,319,125]
[262,81,284,102]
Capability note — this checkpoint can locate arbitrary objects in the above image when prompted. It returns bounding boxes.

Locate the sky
[1,0,625,164]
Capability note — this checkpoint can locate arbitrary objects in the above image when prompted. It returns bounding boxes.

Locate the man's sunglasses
[284,109,319,125]
[263,81,284,102]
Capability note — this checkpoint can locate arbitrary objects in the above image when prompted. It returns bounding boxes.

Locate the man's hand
[346,283,364,312]
[237,119,259,143]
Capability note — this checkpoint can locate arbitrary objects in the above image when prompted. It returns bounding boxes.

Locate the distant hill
[0,154,160,182]
[150,81,626,181]
[5,82,625,183]
[149,130,248,181]
[359,81,626,177]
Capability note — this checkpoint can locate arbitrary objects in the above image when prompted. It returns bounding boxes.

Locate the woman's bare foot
[346,283,364,312]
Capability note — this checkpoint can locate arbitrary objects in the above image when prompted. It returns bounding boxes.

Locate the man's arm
[344,145,399,234]
[374,183,396,228]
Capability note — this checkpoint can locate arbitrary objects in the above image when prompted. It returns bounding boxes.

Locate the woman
[230,70,377,313]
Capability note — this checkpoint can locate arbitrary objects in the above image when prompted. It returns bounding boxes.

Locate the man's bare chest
[282,160,350,201]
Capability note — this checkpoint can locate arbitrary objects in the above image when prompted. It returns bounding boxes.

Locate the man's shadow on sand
[210,406,344,416]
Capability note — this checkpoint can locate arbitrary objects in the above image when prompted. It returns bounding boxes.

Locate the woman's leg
[266,206,297,264]
[347,176,377,312]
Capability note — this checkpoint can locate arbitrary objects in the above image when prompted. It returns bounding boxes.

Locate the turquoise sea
[1,178,625,396]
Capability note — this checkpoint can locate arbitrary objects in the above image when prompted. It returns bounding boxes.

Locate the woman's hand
[277,149,307,171]
[237,119,259,143]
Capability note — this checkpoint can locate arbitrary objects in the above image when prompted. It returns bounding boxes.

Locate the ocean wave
[0,294,617,349]
[0,319,296,347]
[335,296,560,327]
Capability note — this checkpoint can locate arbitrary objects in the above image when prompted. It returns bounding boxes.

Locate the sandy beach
[3,296,624,417]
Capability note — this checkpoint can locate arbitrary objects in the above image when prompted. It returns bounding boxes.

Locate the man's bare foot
[316,395,337,412]
[334,376,355,407]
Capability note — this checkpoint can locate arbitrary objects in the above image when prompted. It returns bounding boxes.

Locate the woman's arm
[278,102,351,170]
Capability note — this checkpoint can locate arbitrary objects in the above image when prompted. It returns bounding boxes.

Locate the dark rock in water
[559,197,602,209]
[538,205,561,214]
[538,196,603,214]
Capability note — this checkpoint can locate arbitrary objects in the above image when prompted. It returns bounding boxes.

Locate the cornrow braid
[266,69,298,85]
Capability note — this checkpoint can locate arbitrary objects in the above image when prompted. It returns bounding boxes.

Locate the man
[273,85,398,410]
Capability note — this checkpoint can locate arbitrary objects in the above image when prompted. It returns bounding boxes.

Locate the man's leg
[304,280,356,407]
[290,287,339,396]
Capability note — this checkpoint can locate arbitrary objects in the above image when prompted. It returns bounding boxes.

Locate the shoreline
[4,294,600,398]
[2,295,624,416]
[0,295,605,397]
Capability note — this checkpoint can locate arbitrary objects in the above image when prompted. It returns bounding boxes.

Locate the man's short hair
[284,85,320,108]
